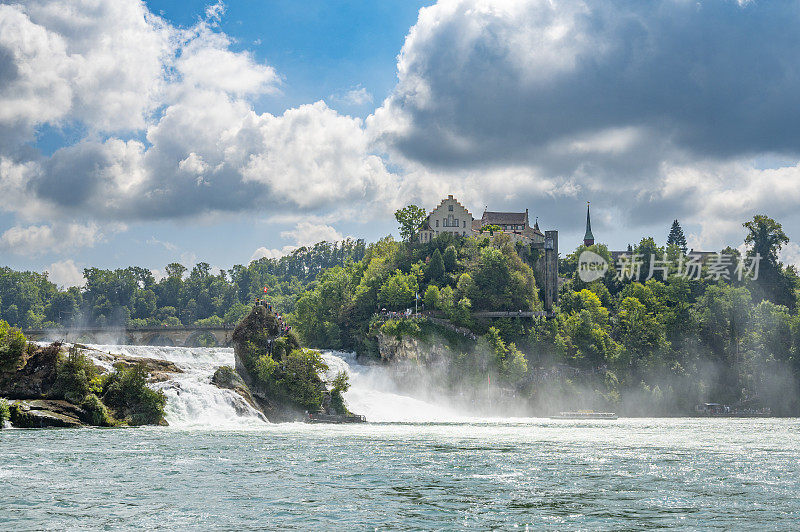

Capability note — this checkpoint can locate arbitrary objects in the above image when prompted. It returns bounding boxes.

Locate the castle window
[448,205,454,211]
[436,219,439,227]
[463,221,466,228]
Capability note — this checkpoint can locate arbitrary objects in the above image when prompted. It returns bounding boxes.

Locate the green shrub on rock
[0,320,27,371]
[273,348,328,411]
[52,347,102,404]
[81,393,115,427]
[53,348,99,402]
[330,371,350,415]
[0,398,9,428]
[102,364,166,426]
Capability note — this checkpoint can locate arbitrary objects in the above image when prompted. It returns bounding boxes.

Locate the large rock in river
[9,399,85,428]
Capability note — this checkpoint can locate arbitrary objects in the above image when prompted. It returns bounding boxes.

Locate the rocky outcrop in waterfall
[225,305,359,422]
[1,342,171,428]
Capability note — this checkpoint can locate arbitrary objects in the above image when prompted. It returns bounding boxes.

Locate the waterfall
[85,344,265,429]
[320,351,468,423]
[82,345,468,427]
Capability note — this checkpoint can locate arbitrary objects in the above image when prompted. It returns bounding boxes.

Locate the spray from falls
[320,351,469,423]
[82,345,470,427]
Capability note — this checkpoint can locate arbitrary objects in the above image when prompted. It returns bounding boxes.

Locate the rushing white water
[85,344,265,429]
[82,344,467,427]
[321,351,469,423]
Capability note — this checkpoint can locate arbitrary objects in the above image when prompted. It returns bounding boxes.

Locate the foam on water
[82,345,464,427]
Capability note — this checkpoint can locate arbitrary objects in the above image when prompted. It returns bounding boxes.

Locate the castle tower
[583,201,595,246]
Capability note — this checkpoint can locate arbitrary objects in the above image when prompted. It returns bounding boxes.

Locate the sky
[2,0,800,287]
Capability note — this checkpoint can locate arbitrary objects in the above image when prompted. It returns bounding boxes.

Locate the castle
[417,195,559,312]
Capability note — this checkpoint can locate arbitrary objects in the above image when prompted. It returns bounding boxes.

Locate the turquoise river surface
[2,418,799,530]
[1,345,799,530]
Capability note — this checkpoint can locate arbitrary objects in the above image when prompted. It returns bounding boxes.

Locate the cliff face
[376,332,451,365]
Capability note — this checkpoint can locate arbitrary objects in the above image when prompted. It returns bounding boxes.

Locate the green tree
[666,220,688,254]
[614,296,668,367]
[394,205,428,242]
[743,215,796,310]
[443,245,458,272]
[424,285,440,310]
[427,249,445,282]
[378,270,418,309]
[0,320,27,370]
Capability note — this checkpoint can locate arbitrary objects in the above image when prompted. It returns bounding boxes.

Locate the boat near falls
[550,411,618,420]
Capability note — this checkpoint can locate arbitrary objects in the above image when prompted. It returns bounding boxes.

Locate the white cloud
[46,259,85,288]
[367,0,800,240]
[0,0,397,225]
[175,25,278,97]
[249,221,346,263]
[333,86,373,106]
[146,237,177,251]
[4,0,800,256]
[780,242,800,269]
[242,102,394,210]
[0,222,103,256]
[281,221,344,247]
[0,0,172,141]
[249,245,297,262]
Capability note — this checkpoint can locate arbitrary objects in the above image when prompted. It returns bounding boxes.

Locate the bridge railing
[23,324,236,335]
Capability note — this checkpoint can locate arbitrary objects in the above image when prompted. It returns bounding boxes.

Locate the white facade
[419,195,473,243]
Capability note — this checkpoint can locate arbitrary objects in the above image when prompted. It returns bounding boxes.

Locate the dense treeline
[0,240,365,329]
[291,214,800,415]
[3,212,800,414]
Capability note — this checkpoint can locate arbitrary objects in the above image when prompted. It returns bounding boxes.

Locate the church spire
[583,201,595,246]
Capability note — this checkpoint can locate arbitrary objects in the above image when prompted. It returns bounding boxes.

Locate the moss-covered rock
[231,305,358,422]
[210,365,265,419]
[9,399,85,428]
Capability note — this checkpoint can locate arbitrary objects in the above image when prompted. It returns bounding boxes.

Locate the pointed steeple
[583,201,595,246]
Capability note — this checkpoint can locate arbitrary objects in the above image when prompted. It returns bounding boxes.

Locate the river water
[1,345,799,530]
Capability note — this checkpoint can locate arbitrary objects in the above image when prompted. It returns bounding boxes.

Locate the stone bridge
[22,325,235,347]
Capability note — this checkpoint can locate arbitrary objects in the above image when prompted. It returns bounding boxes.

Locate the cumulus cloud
[0,222,103,256]
[0,0,170,144]
[4,0,800,255]
[0,0,395,226]
[369,0,800,245]
[249,245,297,262]
[332,86,373,106]
[280,221,344,247]
[250,221,346,262]
[46,259,85,288]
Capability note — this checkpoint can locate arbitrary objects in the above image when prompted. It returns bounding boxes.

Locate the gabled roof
[428,194,474,220]
[481,211,528,226]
